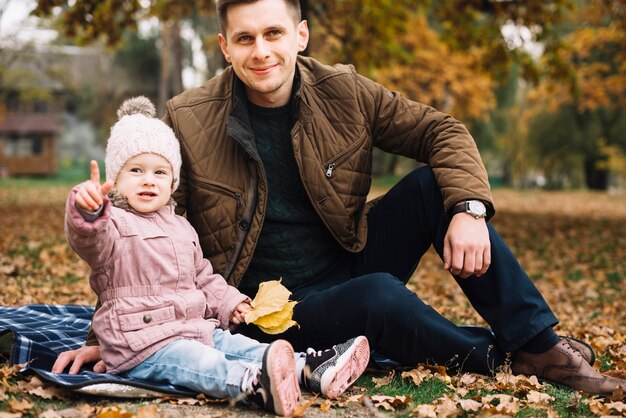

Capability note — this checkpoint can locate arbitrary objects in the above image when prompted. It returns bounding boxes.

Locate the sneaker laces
[241,365,262,393]
[306,348,325,358]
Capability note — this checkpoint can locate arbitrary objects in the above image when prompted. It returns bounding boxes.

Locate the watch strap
[451,200,487,219]
[450,201,470,217]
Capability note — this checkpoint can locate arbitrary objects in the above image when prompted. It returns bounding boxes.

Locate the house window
[2,136,43,156]
[5,92,19,111]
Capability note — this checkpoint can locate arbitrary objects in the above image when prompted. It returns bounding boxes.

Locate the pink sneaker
[245,340,301,416]
[303,336,370,399]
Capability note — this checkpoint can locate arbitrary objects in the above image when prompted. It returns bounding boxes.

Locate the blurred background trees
[0,0,623,190]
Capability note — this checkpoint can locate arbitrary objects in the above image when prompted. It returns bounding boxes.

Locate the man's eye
[238,35,252,43]
[268,30,282,38]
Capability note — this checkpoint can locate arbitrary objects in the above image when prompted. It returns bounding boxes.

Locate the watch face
[468,200,487,217]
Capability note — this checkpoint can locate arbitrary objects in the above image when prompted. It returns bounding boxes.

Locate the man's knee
[404,166,438,194]
[350,273,424,315]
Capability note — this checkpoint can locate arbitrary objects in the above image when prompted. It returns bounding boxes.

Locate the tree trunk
[157,22,185,116]
[157,23,171,117]
[584,155,609,190]
[171,21,184,97]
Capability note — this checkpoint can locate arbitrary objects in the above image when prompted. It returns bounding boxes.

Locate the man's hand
[75,160,114,211]
[230,301,252,325]
[51,346,105,374]
[443,213,491,278]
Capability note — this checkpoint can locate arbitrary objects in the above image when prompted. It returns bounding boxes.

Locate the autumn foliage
[1,184,625,416]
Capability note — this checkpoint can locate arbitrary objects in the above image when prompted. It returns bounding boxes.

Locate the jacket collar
[227,67,302,158]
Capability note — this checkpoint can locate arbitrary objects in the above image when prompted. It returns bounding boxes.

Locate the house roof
[0,112,61,135]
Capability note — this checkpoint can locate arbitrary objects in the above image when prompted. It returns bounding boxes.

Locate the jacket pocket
[188,174,243,211]
[118,302,178,351]
[118,302,175,331]
[186,174,244,257]
[323,129,369,178]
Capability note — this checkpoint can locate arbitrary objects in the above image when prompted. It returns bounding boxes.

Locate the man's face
[218,0,309,107]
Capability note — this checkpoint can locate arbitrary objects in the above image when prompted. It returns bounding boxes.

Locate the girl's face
[115,153,173,213]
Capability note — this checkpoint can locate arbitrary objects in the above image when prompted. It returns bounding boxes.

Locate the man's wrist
[451,200,487,219]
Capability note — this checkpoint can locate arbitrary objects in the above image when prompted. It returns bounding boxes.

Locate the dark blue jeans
[239,167,558,375]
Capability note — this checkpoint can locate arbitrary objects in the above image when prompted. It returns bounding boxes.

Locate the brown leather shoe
[561,336,595,366]
[512,339,626,396]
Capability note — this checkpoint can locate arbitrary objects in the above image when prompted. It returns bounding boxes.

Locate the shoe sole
[321,336,370,399]
[263,340,301,416]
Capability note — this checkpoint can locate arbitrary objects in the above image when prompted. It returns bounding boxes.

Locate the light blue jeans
[124,329,269,399]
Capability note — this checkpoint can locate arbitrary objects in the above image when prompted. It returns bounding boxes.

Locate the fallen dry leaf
[95,406,133,418]
[291,395,316,417]
[0,364,24,388]
[401,366,433,386]
[457,398,481,412]
[527,390,555,405]
[319,399,332,412]
[604,401,626,414]
[370,395,411,411]
[8,397,34,413]
[411,404,437,418]
[371,370,395,388]
[38,410,63,418]
[434,396,460,417]
[481,394,520,415]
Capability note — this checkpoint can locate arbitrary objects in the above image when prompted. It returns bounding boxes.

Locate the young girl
[64,97,370,416]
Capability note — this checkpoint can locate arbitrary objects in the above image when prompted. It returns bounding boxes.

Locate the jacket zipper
[323,132,368,178]
[190,175,242,207]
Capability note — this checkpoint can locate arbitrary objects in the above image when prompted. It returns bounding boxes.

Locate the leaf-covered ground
[1,183,625,417]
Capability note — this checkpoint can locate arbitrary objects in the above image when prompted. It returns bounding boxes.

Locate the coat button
[143,314,152,324]
[239,220,250,231]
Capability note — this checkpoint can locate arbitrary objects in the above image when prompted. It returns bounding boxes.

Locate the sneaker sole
[263,340,301,416]
[321,336,370,399]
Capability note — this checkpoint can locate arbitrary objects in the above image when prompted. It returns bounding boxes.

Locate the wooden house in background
[0,112,61,176]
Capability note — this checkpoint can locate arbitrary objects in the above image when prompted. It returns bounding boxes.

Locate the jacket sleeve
[64,187,118,268]
[190,226,250,329]
[355,73,495,219]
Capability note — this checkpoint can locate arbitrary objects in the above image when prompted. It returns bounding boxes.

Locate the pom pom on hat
[105,96,182,190]
[117,96,156,119]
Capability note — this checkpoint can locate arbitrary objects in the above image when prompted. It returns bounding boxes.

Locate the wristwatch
[451,200,487,219]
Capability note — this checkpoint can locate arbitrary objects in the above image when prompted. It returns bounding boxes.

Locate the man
[55,0,625,396]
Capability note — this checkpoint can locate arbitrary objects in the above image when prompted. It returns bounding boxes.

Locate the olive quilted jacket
[164,56,494,288]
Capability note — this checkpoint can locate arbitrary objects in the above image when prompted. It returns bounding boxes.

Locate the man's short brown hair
[216,0,302,33]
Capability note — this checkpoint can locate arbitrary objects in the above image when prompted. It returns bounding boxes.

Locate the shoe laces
[241,365,262,393]
[562,339,585,361]
[306,348,326,358]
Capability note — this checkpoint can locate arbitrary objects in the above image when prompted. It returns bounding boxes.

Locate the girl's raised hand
[75,160,114,211]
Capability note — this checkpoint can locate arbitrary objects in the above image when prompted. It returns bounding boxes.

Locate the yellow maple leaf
[258,318,299,335]
[245,280,298,334]
[253,301,297,328]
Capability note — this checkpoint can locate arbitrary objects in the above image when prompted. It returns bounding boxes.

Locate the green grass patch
[517,407,548,417]
[547,386,592,417]
[357,371,453,415]
[567,270,584,282]
[597,353,613,372]
[0,159,94,188]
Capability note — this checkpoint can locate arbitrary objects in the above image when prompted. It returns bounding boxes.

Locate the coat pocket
[118,302,178,352]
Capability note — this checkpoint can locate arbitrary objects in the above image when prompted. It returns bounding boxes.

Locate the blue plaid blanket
[0,304,194,397]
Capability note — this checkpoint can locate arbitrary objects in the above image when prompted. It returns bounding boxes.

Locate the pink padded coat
[65,188,249,374]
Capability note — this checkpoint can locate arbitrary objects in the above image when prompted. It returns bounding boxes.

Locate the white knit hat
[105,96,181,190]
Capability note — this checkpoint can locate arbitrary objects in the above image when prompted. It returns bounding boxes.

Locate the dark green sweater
[240,99,349,297]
